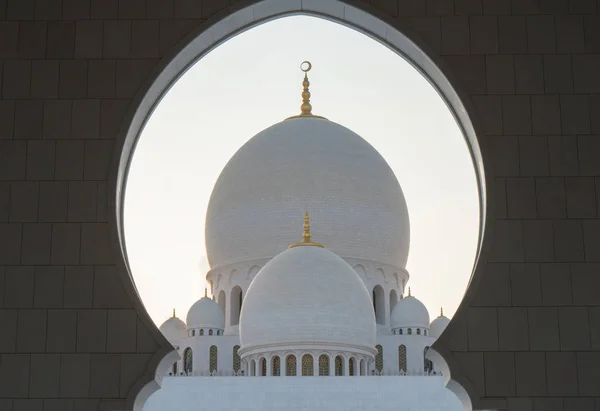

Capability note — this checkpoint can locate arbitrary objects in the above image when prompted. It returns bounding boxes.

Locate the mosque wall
[0,0,599,410]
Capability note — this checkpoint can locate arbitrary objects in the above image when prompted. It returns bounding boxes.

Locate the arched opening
[301,354,314,376]
[183,347,193,375]
[389,289,398,318]
[318,355,329,376]
[334,356,344,376]
[359,359,366,376]
[424,346,434,374]
[349,357,356,376]
[230,286,242,326]
[372,285,386,325]
[250,359,256,377]
[209,345,218,373]
[232,345,241,373]
[285,355,297,376]
[218,290,226,316]
[375,345,383,373]
[272,356,281,376]
[115,3,488,410]
[260,358,267,376]
[398,345,407,373]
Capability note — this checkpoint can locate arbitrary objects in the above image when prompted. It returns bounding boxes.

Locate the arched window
[172,362,178,375]
[318,355,329,376]
[209,345,218,373]
[285,355,296,376]
[349,357,355,376]
[183,347,193,374]
[417,328,421,335]
[424,346,434,373]
[424,329,428,336]
[260,357,267,376]
[398,345,407,372]
[375,345,383,372]
[199,329,204,336]
[209,329,213,336]
[334,356,344,376]
[272,356,281,376]
[360,359,366,376]
[408,328,412,335]
[389,289,398,318]
[372,285,385,325]
[301,354,313,376]
[230,286,243,326]
[399,329,403,335]
[191,329,195,336]
[250,359,256,376]
[232,345,241,372]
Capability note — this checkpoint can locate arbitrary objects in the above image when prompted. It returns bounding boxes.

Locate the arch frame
[107,0,495,409]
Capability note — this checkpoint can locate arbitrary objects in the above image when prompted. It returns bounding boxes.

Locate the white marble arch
[110,1,493,410]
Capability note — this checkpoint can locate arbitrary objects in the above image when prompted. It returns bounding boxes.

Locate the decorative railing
[168,369,443,377]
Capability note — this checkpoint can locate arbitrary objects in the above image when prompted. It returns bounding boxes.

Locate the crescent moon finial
[301,61,312,73]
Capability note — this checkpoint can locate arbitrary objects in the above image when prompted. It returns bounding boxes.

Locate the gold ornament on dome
[289,211,325,248]
[286,61,327,120]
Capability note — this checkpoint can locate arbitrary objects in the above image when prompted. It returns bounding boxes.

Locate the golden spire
[440,307,444,317]
[172,308,176,318]
[408,287,412,297]
[204,288,207,298]
[286,61,327,120]
[289,211,325,248]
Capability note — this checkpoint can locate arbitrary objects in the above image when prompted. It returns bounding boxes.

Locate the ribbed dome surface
[205,117,410,270]
[390,296,431,329]
[186,296,225,330]
[159,317,187,341]
[239,245,376,350]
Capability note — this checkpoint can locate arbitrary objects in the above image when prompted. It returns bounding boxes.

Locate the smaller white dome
[186,292,225,330]
[430,313,451,339]
[159,315,187,342]
[391,294,430,330]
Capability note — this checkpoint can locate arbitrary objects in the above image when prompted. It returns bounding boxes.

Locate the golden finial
[289,211,324,248]
[408,287,412,297]
[172,308,176,318]
[204,288,207,298]
[286,61,327,120]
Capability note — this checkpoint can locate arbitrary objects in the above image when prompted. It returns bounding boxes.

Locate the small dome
[430,310,451,339]
[391,293,430,330]
[240,244,376,351]
[159,315,187,342]
[186,292,225,330]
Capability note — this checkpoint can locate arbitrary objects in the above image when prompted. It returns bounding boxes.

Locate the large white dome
[239,244,376,350]
[205,117,410,270]
[159,316,187,342]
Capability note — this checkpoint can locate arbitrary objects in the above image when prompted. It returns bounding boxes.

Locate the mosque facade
[146,62,462,411]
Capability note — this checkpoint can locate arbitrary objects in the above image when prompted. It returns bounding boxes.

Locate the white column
[296,353,302,376]
[344,356,349,376]
[313,354,318,376]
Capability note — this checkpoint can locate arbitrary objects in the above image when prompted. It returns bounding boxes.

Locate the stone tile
[147,0,174,18]
[483,0,510,14]
[68,181,98,222]
[571,263,600,305]
[528,307,560,351]
[592,96,600,133]
[137,317,159,353]
[569,0,597,12]
[441,16,470,55]
[498,307,529,351]
[512,0,540,13]
[0,266,4,307]
[467,307,498,351]
[73,399,99,411]
[15,100,43,139]
[591,307,600,350]
[506,178,537,218]
[107,309,137,353]
[546,351,579,396]
[42,99,72,139]
[531,95,561,135]
[576,352,600,396]
[514,55,544,95]
[559,307,591,351]
[444,55,486,94]
[489,219,525,262]
[527,15,556,54]
[0,100,15,139]
[62,0,91,19]
[452,352,485,394]
[0,354,30,398]
[0,309,18,352]
[0,183,8,222]
[583,220,600,262]
[16,309,46,353]
[515,352,547,396]
[561,95,591,135]
[93,265,132,309]
[47,21,75,59]
[33,266,64,308]
[59,354,90,398]
[90,0,117,19]
[533,398,564,411]
[96,182,108,222]
[84,140,113,180]
[99,99,129,138]
[519,136,549,176]
[544,55,574,94]
[90,354,120,397]
[43,399,74,411]
[584,15,600,52]
[579,135,600,176]
[426,0,453,14]
[38,182,68,222]
[471,263,511,306]
[63,266,94,308]
[511,263,543,305]
[507,398,533,411]
[484,352,516,397]
[6,0,35,19]
[21,223,52,265]
[51,223,81,265]
[0,22,19,59]
[487,136,519,177]
[0,223,23,264]
[80,223,112,264]
[9,182,39,222]
[541,263,573,306]
[0,140,26,180]
[87,60,116,98]
[55,140,85,180]
[556,15,586,53]
[74,20,103,59]
[4,266,34,308]
[554,220,585,262]
[498,16,527,54]
[35,0,63,20]
[46,309,77,352]
[71,101,100,140]
[18,21,47,59]
[116,58,159,98]
[103,20,131,58]
[548,136,579,176]
[131,20,160,58]
[564,398,595,411]
[77,309,107,352]
[397,16,441,53]
[29,354,60,398]
[26,140,55,180]
[486,55,514,94]
[31,60,59,99]
[566,177,597,218]
[173,0,203,18]
[470,16,498,54]
[502,95,532,135]
[120,353,153,396]
[495,177,507,218]
[58,60,88,99]
[472,96,503,135]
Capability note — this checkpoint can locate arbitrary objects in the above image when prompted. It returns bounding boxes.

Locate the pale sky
[123,15,480,329]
